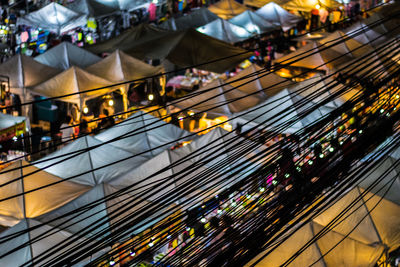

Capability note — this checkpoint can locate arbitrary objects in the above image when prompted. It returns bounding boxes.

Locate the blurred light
[329,147,334,152]
[109,259,116,266]
[148,94,154,101]
[234,26,249,37]
[259,187,265,192]
[83,106,89,114]
[186,227,191,231]
[315,4,321,9]
[197,27,206,34]
[319,154,324,158]
[149,242,154,247]
[167,235,171,239]
[359,130,363,134]
[130,250,136,257]
[200,218,207,223]
[178,116,184,121]
[272,180,278,185]
[396,95,399,99]
[12,136,18,142]
[284,173,290,178]
[296,166,301,172]
[246,194,251,199]
[108,99,114,106]
[380,109,385,113]
[217,209,222,214]
[308,160,313,165]
[188,111,195,116]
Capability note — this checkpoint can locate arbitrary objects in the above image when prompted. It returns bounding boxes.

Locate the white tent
[85,50,164,112]
[35,42,101,70]
[30,66,116,108]
[275,41,352,72]
[17,3,88,34]
[255,2,301,31]
[0,160,90,227]
[33,136,148,186]
[231,83,333,133]
[160,7,220,31]
[248,155,400,266]
[0,218,106,266]
[85,49,163,83]
[197,18,252,43]
[208,0,248,20]
[173,64,294,116]
[68,0,120,17]
[229,10,280,35]
[0,54,60,118]
[95,111,190,157]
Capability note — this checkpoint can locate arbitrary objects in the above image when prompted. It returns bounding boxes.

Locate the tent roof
[160,7,220,31]
[33,136,148,186]
[67,0,119,17]
[0,160,89,227]
[87,27,252,73]
[197,18,252,43]
[275,41,353,71]
[85,49,163,83]
[35,42,101,70]
[95,110,190,157]
[255,2,301,31]
[0,113,26,132]
[30,66,115,105]
[229,10,280,34]
[0,54,60,93]
[208,0,248,20]
[17,3,87,34]
[173,64,293,115]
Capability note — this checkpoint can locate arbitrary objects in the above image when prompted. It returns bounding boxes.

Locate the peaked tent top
[67,0,120,17]
[0,54,60,94]
[85,49,163,83]
[197,18,252,43]
[35,42,101,70]
[0,160,90,227]
[88,27,253,73]
[34,136,148,186]
[229,10,280,34]
[17,3,87,34]
[30,66,115,105]
[208,0,248,20]
[160,7,220,31]
[95,110,190,157]
[255,2,301,31]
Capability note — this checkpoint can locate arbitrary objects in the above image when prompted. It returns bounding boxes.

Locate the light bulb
[148,94,154,101]
[200,218,207,223]
[109,259,115,266]
[315,4,320,9]
[108,99,114,106]
[130,250,136,257]
[83,106,89,114]
[259,187,265,192]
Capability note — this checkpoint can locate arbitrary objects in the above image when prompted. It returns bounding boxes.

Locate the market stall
[160,7,219,31]
[35,42,101,70]
[229,10,280,35]
[0,113,28,143]
[87,26,253,73]
[34,135,148,186]
[86,49,164,112]
[0,54,60,118]
[255,2,301,31]
[0,160,90,227]
[197,18,252,44]
[95,110,190,157]
[208,0,248,20]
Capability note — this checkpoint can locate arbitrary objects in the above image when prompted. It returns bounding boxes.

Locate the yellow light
[315,4,320,9]
[108,99,114,106]
[188,111,195,116]
[148,94,154,101]
[83,106,89,114]
[178,116,184,121]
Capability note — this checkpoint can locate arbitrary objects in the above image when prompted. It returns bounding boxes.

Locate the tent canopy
[197,18,252,43]
[0,54,60,95]
[229,10,280,34]
[255,2,301,31]
[208,0,248,20]
[0,160,90,227]
[173,64,293,116]
[30,66,116,105]
[17,3,87,34]
[244,0,341,10]
[67,0,120,17]
[85,49,163,83]
[0,113,27,132]
[35,42,101,70]
[160,7,220,31]
[95,110,190,157]
[34,135,148,186]
[87,27,253,73]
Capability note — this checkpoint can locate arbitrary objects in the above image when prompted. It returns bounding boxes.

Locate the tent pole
[121,86,129,119]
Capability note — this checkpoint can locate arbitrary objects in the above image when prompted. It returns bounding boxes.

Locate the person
[78,120,90,137]
[96,109,115,132]
[60,115,74,144]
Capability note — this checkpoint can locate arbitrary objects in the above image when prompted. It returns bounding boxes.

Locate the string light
[200,218,207,223]
[259,187,265,192]
[329,147,334,152]
[109,258,116,266]
[308,160,313,165]
[319,154,324,158]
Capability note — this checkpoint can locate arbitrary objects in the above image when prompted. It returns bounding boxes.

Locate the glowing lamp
[109,259,116,266]
[108,99,114,106]
[315,4,321,9]
[130,250,136,257]
[329,147,334,152]
[260,187,265,192]
[148,94,154,101]
[200,218,207,223]
[149,242,154,247]
[83,106,89,114]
